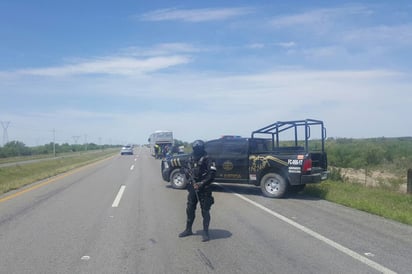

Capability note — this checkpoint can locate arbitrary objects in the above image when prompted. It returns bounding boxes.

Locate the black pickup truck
[161,119,329,198]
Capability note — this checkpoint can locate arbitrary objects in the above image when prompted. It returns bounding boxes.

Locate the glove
[193,182,203,190]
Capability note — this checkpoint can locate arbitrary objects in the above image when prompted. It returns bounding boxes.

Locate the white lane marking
[130,165,135,170]
[230,191,396,274]
[112,185,126,208]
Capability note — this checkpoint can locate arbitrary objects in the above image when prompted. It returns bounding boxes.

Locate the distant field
[0,149,117,196]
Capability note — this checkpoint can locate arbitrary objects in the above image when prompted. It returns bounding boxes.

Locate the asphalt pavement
[0,146,411,273]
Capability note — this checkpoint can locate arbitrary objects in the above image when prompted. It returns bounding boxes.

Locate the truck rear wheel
[170,169,187,189]
[260,173,288,198]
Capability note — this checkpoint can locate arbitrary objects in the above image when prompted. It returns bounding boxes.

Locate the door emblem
[223,161,234,171]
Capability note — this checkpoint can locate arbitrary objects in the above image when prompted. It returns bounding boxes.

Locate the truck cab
[205,137,249,182]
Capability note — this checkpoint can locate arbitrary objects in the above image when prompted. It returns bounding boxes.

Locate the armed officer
[178,140,216,242]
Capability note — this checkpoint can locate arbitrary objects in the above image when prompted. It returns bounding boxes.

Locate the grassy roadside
[0,154,52,165]
[303,181,412,226]
[0,149,117,195]
[0,150,113,165]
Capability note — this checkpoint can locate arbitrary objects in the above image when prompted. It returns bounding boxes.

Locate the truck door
[204,139,222,177]
[218,139,249,181]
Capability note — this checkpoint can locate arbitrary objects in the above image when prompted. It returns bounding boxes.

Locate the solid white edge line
[217,184,396,274]
[112,185,126,208]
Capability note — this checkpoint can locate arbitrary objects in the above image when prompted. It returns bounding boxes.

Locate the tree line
[0,140,117,158]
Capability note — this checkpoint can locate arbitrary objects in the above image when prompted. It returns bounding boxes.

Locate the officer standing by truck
[154,144,160,159]
[178,140,216,242]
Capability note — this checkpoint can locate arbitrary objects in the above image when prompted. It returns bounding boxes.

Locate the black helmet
[192,140,205,157]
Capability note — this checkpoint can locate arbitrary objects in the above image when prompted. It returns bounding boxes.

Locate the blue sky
[0,0,411,146]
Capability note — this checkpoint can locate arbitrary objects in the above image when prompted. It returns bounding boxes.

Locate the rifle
[182,159,201,201]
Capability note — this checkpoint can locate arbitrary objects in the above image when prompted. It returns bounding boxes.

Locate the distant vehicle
[148,130,173,158]
[120,145,133,155]
[161,119,329,198]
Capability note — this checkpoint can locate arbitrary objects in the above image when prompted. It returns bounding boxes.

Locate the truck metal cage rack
[251,119,327,153]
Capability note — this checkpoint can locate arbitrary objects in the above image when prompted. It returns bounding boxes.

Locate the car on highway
[120,145,134,155]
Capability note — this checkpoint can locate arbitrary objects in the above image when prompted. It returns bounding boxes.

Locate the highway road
[0,146,411,274]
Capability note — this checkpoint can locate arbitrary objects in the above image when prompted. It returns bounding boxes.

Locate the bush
[0,141,31,157]
[326,137,412,170]
[328,167,345,182]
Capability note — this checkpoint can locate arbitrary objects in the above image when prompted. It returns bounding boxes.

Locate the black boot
[179,229,193,237]
[202,230,209,242]
[179,221,193,238]
[202,219,210,242]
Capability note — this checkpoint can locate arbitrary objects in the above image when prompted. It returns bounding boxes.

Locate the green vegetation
[0,149,117,195]
[326,137,412,172]
[302,137,412,226]
[303,181,412,225]
[0,140,119,159]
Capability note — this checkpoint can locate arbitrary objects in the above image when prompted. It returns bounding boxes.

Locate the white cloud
[246,43,265,49]
[301,46,348,59]
[275,41,296,48]
[3,65,410,146]
[342,24,412,46]
[270,5,372,29]
[123,43,202,57]
[1,55,191,77]
[139,7,254,22]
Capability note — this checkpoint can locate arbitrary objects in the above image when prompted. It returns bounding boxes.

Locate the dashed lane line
[112,185,126,208]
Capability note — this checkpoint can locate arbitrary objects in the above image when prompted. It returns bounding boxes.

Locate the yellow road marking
[0,155,116,203]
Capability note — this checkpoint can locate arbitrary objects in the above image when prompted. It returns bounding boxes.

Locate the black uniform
[179,140,216,242]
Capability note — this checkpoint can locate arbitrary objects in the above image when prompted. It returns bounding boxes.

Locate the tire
[260,173,288,198]
[170,169,187,189]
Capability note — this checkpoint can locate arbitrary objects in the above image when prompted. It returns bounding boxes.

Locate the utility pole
[84,134,88,151]
[52,128,56,157]
[1,121,10,146]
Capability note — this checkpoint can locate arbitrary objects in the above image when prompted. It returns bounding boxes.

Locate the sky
[0,0,411,146]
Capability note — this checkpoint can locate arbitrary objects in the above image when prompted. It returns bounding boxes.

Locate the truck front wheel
[260,173,288,198]
[170,169,187,189]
